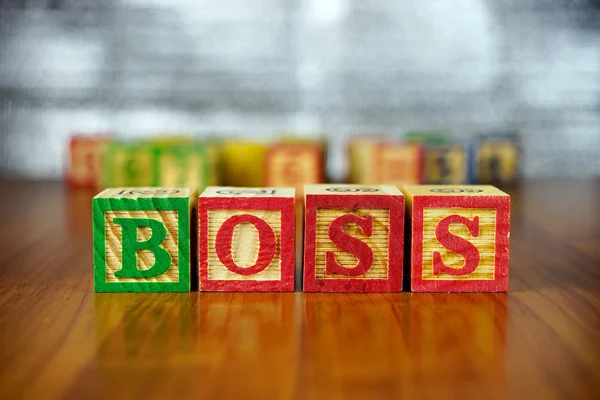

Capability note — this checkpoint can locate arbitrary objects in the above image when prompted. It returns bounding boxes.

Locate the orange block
[376,143,424,186]
[67,135,110,188]
[264,144,324,189]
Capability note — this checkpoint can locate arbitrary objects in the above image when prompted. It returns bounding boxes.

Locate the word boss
[303,185,405,292]
[93,188,196,292]
[198,187,295,291]
[403,185,510,292]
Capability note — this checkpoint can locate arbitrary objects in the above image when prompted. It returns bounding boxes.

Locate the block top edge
[402,185,509,197]
[95,187,194,199]
[200,186,295,198]
[304,184,403,196]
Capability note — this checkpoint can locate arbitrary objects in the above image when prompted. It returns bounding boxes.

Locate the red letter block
[199,187,295,291]
[403,185,510,292]
[264,144,324,188]
[67,134,110,188]
[303,184,405,292]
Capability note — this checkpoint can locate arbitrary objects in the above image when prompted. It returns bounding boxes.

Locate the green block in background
[403,131,449,145]
[155,143,213,192]
[102,141,158,187]
[102,139,221,191]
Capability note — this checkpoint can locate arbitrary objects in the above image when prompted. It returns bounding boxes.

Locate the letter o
[215,214,277,275]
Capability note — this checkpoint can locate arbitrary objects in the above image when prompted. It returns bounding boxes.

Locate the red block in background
[376,143,424,185]
[264,144,324,194]
[67,134,110,188]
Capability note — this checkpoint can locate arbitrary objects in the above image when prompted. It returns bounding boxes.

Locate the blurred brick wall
[0,0,599,180]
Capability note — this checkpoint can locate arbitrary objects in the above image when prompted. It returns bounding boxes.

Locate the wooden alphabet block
[376,143,424,186]
[93,187,196,292]
[347,136,390,184]
[102,142,156,187]
[475,134,520,187]
[424,144,472,184]
[156,143,218,192]
[303,184,405,292]
[264,144,324,188]
[222,141,268,187]
[67,135,109,188]
[402,185,510,292]
[404,130,448,145]
[198,187,295,291]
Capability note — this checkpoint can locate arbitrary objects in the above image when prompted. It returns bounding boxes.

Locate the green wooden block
[102,142,158,187]
[155,144,212,192]
[404,131,449,145]
[93,187,196,292]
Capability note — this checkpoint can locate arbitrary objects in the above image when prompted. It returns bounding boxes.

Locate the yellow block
[221,141,269,187]
[478,140,519,184]
[347,137,384,184]
[424,147,466,184]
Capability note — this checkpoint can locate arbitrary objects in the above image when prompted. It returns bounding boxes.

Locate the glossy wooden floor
[0,180,599,399]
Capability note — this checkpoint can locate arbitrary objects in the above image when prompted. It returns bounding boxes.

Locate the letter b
[113,218,172,278]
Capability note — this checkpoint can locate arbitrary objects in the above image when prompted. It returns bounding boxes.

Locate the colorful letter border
[93,196,191,292]
[410,195,510,292]
[198,196,295,291]
[304,193,405,292]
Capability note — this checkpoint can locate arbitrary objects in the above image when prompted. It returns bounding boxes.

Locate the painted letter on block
[303,184,404,292]
[67,135,109,188]
[93,187,196,292]
[265,144,324,188]
[198,187,295,292]
[403,185,510,292]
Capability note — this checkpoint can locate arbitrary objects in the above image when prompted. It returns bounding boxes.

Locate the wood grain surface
[104,210,180,283]
[420,207,496,280]
[206,209,282,281]
[314,207,390,279]
[0,180,599,398]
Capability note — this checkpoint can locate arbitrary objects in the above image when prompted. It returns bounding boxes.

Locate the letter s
[433,215,480,276]
[326,214,374,276]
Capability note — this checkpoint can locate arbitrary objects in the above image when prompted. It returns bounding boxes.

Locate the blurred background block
[0,0,599,180]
